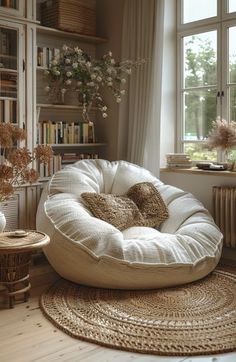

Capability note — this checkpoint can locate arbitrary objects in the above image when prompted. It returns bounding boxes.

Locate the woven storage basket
[41,0,96,36]
[0,252,31,283]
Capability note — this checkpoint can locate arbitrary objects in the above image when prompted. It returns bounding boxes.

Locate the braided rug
[40,267,236,356]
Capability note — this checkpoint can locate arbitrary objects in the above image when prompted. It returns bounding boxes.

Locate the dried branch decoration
[0,122,53,203]
[207,118,236,151]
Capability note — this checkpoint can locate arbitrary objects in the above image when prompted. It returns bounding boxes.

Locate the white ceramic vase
[0,211,6,233]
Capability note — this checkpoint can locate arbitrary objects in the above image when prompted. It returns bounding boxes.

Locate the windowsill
[160,167,236,177]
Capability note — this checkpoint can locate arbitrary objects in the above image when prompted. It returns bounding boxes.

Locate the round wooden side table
[0,230,50,308]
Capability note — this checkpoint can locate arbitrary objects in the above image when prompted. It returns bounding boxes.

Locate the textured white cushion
[36,159,223,289]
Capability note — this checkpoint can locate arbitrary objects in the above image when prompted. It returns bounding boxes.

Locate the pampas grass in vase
[207,117,236,170]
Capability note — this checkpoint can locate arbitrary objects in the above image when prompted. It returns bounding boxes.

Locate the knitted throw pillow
[81,182,168,230]
[81,193,142,230]
[127,182,169,227]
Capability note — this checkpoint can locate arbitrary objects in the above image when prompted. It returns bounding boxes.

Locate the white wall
[160,170,236,260]
[160,171,236,213]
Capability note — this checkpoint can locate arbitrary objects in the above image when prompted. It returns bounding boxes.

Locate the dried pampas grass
[207,118,236,151]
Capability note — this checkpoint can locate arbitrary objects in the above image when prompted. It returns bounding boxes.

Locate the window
[177,0,236,161]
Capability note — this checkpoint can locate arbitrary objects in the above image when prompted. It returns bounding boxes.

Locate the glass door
[0,21,25,128]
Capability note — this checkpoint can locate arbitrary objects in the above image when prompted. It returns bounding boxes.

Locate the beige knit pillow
[81,182,168,230]
[81,193,142,230]
[127,182,169,226]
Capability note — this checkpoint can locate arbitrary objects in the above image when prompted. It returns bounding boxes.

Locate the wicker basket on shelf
[41,0,97,36]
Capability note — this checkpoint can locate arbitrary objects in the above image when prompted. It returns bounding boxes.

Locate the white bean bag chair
[36,159,223,289]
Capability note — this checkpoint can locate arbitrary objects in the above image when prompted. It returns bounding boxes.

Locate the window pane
[0,27,17,99]
[229,86,236,121]
[184,143,217,161]
[183,0,217,23]
[228,0,236,13]
[184,88,217,140]
[229,27,236,83]
[0,0,19,10]
[184,31,217,88]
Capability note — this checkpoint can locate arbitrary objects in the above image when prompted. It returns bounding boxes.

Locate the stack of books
[166,153,192,169]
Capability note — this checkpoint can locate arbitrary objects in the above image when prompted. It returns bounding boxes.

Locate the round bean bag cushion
[36,159,223,289]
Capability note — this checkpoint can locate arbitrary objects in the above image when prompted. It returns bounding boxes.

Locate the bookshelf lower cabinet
[0,184,46,232]
[0,188,26,231]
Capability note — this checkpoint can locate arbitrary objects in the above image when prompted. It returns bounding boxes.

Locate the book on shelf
[61,152,99,165]
[0,0,17,9]
[166,153,192,168]
[166,159,192,164]
[37,46,61,67]
[166,163,192,168]
[0,75,17,98]
[37,154,62,178]
[0,99,17,122]
[0,100,3,122]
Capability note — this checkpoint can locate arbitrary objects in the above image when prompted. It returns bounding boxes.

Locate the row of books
[0,99,17,123]
[37,120,95,145]
[37,47,60,68]
[0,72,17,98]
[36,154,62,178]
[0,0,17,9]
[36,153,99,178]
[61,152,99,165]
[166,153,192,168]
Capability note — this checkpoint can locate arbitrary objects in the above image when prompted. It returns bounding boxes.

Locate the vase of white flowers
[45,45,144,122]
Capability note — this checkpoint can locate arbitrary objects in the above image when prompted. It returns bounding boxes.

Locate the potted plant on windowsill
[0,122,53,232]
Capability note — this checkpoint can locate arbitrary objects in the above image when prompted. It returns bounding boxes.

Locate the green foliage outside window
[184,143,217,161]
[183,35,236,160]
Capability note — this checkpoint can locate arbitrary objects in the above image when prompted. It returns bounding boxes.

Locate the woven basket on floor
[41,0,96,36]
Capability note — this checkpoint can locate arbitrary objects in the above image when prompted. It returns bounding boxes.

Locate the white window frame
[177,0,236,161]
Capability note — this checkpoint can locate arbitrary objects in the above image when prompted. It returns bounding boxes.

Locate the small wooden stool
[0,231,50,308]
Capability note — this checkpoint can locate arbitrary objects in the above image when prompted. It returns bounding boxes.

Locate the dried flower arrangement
[0,123,53,203]
[207,118,236,152]
[207,118,236,170]
[44,46,145,122]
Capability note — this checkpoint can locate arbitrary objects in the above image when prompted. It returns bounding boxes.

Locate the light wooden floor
[0,259,236,362]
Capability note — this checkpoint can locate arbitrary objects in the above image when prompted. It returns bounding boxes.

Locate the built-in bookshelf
[36,7,108,177]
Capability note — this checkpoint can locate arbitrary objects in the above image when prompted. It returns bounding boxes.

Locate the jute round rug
[40,268,236,356]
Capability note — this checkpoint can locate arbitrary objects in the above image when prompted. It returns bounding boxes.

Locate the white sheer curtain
[117,0,164,176]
